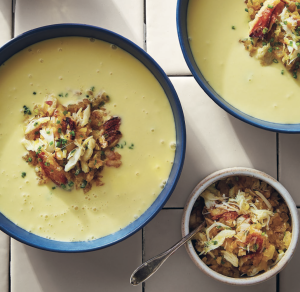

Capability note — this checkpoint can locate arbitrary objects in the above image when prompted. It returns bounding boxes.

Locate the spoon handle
[130,221,205,286]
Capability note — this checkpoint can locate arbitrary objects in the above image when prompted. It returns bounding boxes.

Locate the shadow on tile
[227,114,277,178]
[0,231,9,292]
[278,134,300,205]
[166,113,276,208]
[144,209,276,292]
[166,121,217,207]
[11,231,141,292]
[166,77,277,208]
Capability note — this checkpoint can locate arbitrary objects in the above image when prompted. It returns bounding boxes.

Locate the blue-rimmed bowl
[0,24,186,252]
[177,0,300,133]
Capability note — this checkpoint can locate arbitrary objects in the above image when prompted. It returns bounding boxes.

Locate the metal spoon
[130,220,205,286]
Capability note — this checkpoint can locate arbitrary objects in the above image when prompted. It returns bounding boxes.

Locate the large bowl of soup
[0,24,186,252]
[177,0,300,133]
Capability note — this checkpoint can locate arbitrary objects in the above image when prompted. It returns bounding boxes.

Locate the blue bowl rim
[176,0,300,133]
[0,23,186,252]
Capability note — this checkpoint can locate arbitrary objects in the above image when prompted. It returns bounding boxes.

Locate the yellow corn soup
[188,0,300,124]
[0,37,176,242]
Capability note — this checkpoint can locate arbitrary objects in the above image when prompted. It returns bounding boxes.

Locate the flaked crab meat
[72,104,91,126]
[249,0,284,39]
[39,128,55,152]
[81,136,96,173]
[64,144,83,172]
[25,117,50,134]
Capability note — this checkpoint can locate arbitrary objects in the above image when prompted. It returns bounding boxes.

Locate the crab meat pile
[190,176,292,278]
[22,91,122,193]
[242,0,300,75]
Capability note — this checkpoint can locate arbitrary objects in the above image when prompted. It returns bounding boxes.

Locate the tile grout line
[8,238,11,292]
[163,207,184,210]
[142,228,145,292]
[143,0,147,52]
[277,133,279,182]
[12,0,15,38]
[167,74,192,77]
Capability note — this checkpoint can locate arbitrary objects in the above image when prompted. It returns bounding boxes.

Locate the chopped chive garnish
[80,180,87,188]
[23,105,31,115]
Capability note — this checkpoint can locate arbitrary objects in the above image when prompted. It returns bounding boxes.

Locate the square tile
[0,232,9,292]
[279,134,300,206]
[0,0,12,46]
[11,231,142,292]
[144,209,276,292]
[15,0,144,48]
[279,209,300,291]
[166,77,277,207]
[146,0,191,75]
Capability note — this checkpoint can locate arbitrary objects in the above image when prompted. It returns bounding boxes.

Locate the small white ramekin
[181,167,299,285]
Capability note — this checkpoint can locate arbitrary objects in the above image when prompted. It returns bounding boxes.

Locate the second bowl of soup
[177,0,300,132]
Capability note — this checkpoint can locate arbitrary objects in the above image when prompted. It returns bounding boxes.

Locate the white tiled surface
[0,1,11,291]
[11,231,142,292]
[146,0,191,75]
[15,0,144,48]
[279,134,300,206]
[144,209,276,292]
[166,77,277,207]
[280,210,300,292]
[0,1,298,292]
[0,232,9,292]
[0,0,11,46]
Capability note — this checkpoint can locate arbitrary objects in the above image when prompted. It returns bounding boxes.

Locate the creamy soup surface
[188,0,300,124]
[0,37,176,242]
